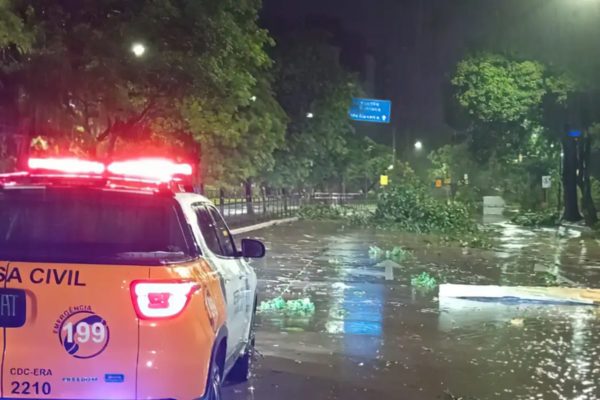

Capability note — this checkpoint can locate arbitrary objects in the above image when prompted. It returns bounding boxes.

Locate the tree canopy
[451,53,576,162]
[266,31,362,189]
[0,0,31,51]
[0,0,285,185]
[0,1,381,191]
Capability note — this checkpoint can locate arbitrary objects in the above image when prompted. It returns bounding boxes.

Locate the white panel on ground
[483,196,505,216]
[439,284,600,305]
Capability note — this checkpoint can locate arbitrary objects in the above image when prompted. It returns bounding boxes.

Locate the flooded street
[225,220,600,400]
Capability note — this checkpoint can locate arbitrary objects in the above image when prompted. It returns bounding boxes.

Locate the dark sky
[261,0,485,147]
[261,0,600,149]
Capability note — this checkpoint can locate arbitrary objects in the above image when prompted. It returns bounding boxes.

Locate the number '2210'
[11,381,51,395]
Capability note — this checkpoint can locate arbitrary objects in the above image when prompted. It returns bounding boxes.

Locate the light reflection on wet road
[225,221,600,399]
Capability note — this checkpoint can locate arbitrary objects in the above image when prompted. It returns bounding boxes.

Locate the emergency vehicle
[0,157,264,399]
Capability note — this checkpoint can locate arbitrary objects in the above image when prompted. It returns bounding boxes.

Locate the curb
[560,222,592,233]
[231,217,299,235]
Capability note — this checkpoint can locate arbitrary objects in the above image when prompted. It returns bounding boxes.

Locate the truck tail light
[131,281,200,320]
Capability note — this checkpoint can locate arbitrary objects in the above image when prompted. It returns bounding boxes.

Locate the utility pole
[562,127,582,222]
[392,126,396,166]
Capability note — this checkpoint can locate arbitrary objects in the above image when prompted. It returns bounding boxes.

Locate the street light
[306,112,314,119]
[131,43,146,57]
[414,140,423,151]
[387,164,394,171]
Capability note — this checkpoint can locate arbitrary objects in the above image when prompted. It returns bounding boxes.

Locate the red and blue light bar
[107,158,193,182]
[27,157,192,181]
[28,157,106,174]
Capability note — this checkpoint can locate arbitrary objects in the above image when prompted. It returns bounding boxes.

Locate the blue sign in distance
[349,98,392,124]
[568,130,582,138]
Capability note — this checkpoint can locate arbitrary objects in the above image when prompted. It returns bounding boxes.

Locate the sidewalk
[231,217,299,235]
[560,221,593,233]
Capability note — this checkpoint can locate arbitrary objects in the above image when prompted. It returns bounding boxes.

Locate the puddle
[232,220,600,400]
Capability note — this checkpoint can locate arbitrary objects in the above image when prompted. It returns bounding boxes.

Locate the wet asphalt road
[224,220,600,400]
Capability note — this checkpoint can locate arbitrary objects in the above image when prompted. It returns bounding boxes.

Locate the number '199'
[63,321,106,343]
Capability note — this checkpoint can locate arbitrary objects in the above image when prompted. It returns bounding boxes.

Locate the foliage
[189,76,287,185]
[375,183,477,234]
[368,246,412,262]
[428,143,483,207]
[266,31,362,189]
[451,53,574,164]
[411,272,437,290]
[297,204,350,220]
[346,137,394,192]
[452,54,548,124]
[258,297,315,315]
[1,0,283,186]
[446,53,569,212]
[441,232,495,250]
[591,177,600,209]
[511,210,560,227]
[428,143,471,183]
[0,0,32,52]
[541,273,559,286]
[346,209,374,226]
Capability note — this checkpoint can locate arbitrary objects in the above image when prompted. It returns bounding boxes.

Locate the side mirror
[241,239,266,259]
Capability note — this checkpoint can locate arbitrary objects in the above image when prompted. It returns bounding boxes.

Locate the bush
[510,210,560,227]
[374,185,477,234]
[297,204,349,219]
[347,209,374,225]
[298,204,375,224]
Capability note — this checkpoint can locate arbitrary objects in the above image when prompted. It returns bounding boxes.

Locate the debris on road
[369,245,412,261]
[411,272,438,290]
[258,297,316,314]
[533,264,577,286]
[439,284,600,305]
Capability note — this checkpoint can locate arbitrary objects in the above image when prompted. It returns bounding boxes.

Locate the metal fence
[203,188,305,228]
[203,188,377,228]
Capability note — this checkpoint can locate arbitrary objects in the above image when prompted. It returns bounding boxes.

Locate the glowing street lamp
[131,43,146,57]
[306,112,314,119]
[414,140,423,151]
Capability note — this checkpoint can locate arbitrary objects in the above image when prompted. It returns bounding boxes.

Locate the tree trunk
[578,135,598,226]
[245,179,254,215]
[562,137,582,221]
[341,175,346,206]
[450,183,458,200]
[261,186,267,214]
[282,187,289,214]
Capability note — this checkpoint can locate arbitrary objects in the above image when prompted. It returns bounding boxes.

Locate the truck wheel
[207,363,223,400]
